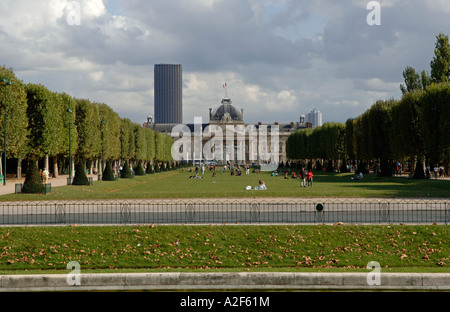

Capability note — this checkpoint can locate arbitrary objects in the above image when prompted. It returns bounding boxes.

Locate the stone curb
[0,273,449,291]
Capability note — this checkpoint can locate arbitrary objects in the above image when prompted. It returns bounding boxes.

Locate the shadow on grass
[1,170,448,201]
[334,172,450,198]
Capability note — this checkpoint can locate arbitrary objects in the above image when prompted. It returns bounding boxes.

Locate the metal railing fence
[0,198,448,226]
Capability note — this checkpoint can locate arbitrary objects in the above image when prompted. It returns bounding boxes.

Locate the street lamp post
[67,108,73,184]
[146,133,149,163]
[134,129,138,162]
[1,78,12,186]
[101,120,105,174]
[120,128,124,162]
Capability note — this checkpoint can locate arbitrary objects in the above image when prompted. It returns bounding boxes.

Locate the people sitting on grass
[245,180,267,191]
[291,172,297,179]
[351,171,364,180]
[230,168,242,176]
[189,174,203,179]
[255,180,267,190]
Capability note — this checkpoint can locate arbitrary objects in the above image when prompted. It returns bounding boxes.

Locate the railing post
[250,202,260,223]
[55,203,66,224]
[379,202,390,223]
[445,202,449,225]
[314,203,324,223]
[120,203,131,223]
[185,203,195,223]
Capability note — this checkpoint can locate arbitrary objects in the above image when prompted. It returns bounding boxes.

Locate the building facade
[145,96,311,166]
[306,109,322,128]
[154,64,183,124]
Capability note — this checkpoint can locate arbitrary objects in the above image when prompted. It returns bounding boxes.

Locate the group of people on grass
[299,168,314,187]
[274,168,314,187]
[186,162,319,190]
[248,167,315,190]
[187,162,254,177]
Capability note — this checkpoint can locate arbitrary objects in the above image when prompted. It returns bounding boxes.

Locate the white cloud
[245,84,264,103]
[82,0,107,18]
[354,78,400,93]
[0,0,449,126]
[89,71,104,82]
[425,0,450,14]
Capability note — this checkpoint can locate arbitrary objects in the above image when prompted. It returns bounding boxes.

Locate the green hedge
[121,161,133,178]
[72,161,89,185]
[102,160,115,181]
[22,159,45,194]
[135,161,145,176]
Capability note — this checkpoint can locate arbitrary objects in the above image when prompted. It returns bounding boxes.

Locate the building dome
[210,98,244,123]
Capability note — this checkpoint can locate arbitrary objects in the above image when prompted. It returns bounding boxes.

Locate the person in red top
[307,170,313,187]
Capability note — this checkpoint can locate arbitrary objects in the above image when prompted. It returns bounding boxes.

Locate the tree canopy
[0,67,173,179]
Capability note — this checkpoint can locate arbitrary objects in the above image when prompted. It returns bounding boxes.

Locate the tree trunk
[413,157,425,179]
[379,159,393,177]
[53,156,59,178]
[0,152,3,178]
[17,158,22,179]
[44,154,49,172]
[410,156,416,177]
[445,154,449,176]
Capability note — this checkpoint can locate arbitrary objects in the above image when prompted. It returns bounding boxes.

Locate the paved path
[0,174,99,196]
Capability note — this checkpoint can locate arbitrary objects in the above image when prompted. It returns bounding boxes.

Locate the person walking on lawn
[307,170,313,187]
[300,168,306,187]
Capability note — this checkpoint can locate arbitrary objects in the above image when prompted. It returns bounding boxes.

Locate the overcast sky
[0,0,448,125]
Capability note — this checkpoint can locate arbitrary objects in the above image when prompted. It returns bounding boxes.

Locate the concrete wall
[1,273,449,292]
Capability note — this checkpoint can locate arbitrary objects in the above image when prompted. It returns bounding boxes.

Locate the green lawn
[0,224,448,274]
[1,169,448,275]
[1,168,449,201]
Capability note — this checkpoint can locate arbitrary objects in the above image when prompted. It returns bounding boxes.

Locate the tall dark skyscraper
[154,64,182,124]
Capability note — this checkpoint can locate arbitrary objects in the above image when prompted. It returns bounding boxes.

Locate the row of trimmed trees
[286,32,450,178]
[286,82,450,177]
[285,122,345,172]
[0,66,173,181]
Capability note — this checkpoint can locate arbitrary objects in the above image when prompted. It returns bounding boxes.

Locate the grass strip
[0,224,448,274]
[1,170,449,201]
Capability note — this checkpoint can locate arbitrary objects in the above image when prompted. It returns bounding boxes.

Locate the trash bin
[44,183,51,195]
[15,183,22,194]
